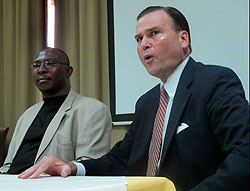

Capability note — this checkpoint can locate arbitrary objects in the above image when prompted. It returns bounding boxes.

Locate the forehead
[35,49,62,61]
[136,10,172,33]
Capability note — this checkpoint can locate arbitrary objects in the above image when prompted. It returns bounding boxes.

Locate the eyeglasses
[30,61,69,71]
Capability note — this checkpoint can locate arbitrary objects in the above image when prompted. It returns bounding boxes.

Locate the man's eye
[136,37,143,43]
[151,31,158,36]
[45,61,55,67]
[33,62,40,68]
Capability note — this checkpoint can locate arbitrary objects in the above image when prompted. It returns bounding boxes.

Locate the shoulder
[68,92,111,124]
[135,84,160,110]
[71,91,109,111]
[197,63,236,76]
[13,102,43,128]
[189,58,238,80]
[21,102,43,117]
[188,60,247,103]
[187,59,242,89]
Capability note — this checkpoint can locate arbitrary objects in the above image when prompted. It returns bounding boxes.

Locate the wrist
[68,162,77,176]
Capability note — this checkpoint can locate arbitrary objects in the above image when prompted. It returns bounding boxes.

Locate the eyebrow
[134,26,161,39]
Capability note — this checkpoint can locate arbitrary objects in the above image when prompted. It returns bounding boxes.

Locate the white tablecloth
[0,175,127,191]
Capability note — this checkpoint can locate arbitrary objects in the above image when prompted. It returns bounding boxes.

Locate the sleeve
[0,115,24,173]
[74,103,112,161]
[80,99,144,176]
[80,122,136,176]
[191,68,249,191]
[71,161,86,176]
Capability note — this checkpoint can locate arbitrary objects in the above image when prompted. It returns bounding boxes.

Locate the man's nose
[140,37,152,50]
[37,64,47,74]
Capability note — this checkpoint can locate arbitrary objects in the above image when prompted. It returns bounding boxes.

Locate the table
[126,177,175,191]
[0,175,176,191]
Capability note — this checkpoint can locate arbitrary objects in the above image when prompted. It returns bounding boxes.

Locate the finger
[29,162,50,179]
[61,171,68,178]
[18,165,39,179]
[60,165,71,178]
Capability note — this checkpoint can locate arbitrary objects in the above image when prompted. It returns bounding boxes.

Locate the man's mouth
[144,54,154,63]
[37,76,51,83]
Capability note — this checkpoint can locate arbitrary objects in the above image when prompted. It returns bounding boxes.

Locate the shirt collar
[160,56,190,99]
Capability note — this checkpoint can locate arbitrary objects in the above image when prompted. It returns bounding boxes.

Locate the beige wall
[111,125,129,148]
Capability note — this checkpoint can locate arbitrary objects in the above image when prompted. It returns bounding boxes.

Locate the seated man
[0,47,112,174]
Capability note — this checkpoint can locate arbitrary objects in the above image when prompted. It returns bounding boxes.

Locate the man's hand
[18,156,77,179]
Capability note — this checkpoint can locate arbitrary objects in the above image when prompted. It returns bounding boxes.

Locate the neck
[42,86,71,99]
[160,54,190,83]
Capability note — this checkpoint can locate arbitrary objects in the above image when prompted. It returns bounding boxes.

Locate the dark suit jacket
[82,57,249,191]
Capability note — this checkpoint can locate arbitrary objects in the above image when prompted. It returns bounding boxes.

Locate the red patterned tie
[146,85,168,176]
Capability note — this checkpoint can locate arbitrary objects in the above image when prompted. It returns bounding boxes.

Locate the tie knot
[160,85,168,99]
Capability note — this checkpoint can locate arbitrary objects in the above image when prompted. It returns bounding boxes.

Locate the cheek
[154,43,168,58]
[156,39,173,56]
[158,34,167,41]
[155,38,167,51]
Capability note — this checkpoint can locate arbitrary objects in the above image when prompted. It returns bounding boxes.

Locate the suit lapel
[12,103,43,158]
[159,58,197,168]
[35,90,76,162]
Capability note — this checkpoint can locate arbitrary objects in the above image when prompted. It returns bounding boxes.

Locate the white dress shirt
[157,56,189,168]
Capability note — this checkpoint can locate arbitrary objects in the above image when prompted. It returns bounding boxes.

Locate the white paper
[0,175,128,191]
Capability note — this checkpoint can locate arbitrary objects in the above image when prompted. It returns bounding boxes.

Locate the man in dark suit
[19,6,249,191]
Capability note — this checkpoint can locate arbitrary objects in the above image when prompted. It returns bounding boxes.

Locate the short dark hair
[137,6,192,52]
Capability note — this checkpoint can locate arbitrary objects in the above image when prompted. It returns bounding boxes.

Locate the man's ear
[66,66,73,78]
[179,30,189,49]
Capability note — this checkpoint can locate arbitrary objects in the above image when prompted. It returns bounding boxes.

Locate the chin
[146,67,158,77]
[37,85,51,92]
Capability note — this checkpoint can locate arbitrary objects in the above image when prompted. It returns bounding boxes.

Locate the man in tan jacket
[0,47,112,174]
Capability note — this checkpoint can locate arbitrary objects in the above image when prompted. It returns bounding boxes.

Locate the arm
[192,68,249,191]
[81,94,148,176]
[81,119,137,176]
[18,112,134,178]
[0,116,24,173]
[75,103,112,161]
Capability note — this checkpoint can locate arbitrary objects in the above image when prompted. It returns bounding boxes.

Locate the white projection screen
[108,0,249,123]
